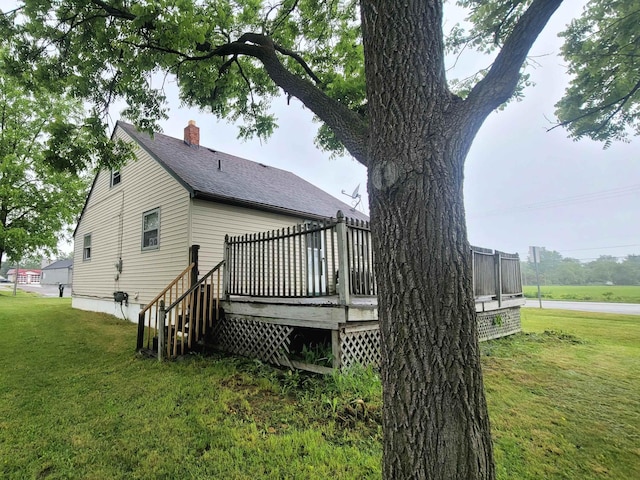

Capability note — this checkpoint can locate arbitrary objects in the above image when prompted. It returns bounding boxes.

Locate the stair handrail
[137,262,196,351]
[158,259,225,358]
[167,260,225,311]
[140,262,196,316]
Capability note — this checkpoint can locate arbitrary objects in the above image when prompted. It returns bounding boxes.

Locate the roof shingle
[118,122,369,222]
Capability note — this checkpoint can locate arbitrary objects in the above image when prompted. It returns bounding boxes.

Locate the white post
[336,211,351,306]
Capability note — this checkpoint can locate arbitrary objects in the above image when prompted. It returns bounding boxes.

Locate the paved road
[0,283,71,298]
[524,299,640,315]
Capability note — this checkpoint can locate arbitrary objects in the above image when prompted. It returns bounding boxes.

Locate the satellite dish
[342,183,361,200]
[341,184,363,211]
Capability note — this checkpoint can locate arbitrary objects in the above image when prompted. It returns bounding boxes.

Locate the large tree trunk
[368,143,494,479]
[362,1,495,478]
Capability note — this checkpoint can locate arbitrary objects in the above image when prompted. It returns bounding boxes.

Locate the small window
[83,234,92,260]
[142,208,160,250]
[111,170,121,187]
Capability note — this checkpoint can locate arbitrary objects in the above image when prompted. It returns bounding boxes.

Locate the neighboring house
[72,120,368,321]
[41,259,73,286]
[7,268,42,284]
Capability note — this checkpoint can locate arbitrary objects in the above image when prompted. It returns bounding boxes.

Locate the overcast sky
[3,1,638,262]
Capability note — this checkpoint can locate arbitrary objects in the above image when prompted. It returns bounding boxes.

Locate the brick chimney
[184,120,200,146]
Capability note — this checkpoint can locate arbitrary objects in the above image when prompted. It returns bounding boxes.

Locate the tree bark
[361,1,494,478]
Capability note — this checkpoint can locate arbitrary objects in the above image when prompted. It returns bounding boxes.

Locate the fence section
[225,212,376,300]
[224,217,521,304]
[472,246,523,303]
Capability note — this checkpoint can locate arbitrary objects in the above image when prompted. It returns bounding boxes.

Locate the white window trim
[142,208,160,251]
[110,169,121,187]
[83,233,92,261]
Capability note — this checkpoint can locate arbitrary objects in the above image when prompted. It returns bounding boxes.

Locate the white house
[72,120,368,322]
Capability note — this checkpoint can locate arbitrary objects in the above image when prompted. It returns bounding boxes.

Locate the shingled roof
[117,121,369,222]
[42,259,73,270]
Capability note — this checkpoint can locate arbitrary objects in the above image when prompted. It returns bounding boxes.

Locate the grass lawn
[523,284,640,303]
[485,308,640,479]
[1,290,638,479]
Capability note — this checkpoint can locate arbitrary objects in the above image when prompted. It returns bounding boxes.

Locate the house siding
[73,126,191,313]
[41,268,73,286]
[190,199,305,273]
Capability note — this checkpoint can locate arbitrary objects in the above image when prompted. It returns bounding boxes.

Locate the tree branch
[89,0,136,21]
[52,2,368,164]
[548,77,640,134]
[273,43,323,86]
[230,33,368,165]
[464,0,563,116]
[267,0,301,36]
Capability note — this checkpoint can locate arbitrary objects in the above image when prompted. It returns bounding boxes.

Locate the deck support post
[136,312,145,350]
[336,211,350,306]
[189,244,200,287]
[223,235,231,300]
[331,329,341,369]
[494,251,503,307]
[158,300,165,361]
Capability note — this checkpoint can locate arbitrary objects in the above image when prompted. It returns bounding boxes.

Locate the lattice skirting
[213,316,294,367]
[477,307,522,341]
[339,307,521,368]
[214,307,521,370]
[340,325,381,369]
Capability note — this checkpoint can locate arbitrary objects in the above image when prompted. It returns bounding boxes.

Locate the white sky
[3,1,638,262]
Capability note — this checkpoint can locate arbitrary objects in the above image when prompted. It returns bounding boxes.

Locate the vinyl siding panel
[73,126,191,305]
[190,199,305,273]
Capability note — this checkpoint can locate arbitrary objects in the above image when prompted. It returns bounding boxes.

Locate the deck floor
[227,294,378,308]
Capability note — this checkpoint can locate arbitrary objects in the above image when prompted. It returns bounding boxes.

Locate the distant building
[7,268,42,284]
[41,259,73,286]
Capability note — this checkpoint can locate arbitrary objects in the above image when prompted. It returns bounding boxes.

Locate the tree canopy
[2,0,637,161]
[555,0,640,145]
[0,57,90,269]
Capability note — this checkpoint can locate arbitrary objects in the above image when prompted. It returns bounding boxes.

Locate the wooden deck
[222,295,378,330]
[224,294,525,328]
[217,293,525,372]
[139,219,526,369]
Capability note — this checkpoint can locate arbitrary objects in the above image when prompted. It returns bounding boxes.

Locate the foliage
[1,1,635,156]
[0,63,93,269]
[1,295,639,479]
[555,0,640,145]
[0,0,364,155]
[522,247,640,286]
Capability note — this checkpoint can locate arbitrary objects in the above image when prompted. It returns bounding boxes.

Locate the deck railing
[225,211,375,303]
[225,212,522,305]
[471,246,523,305]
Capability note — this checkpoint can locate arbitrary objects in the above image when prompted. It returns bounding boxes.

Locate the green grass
[484,308,640,479]
[523,284,640,303]
[0,293,380,479]
[1,292,639,479]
